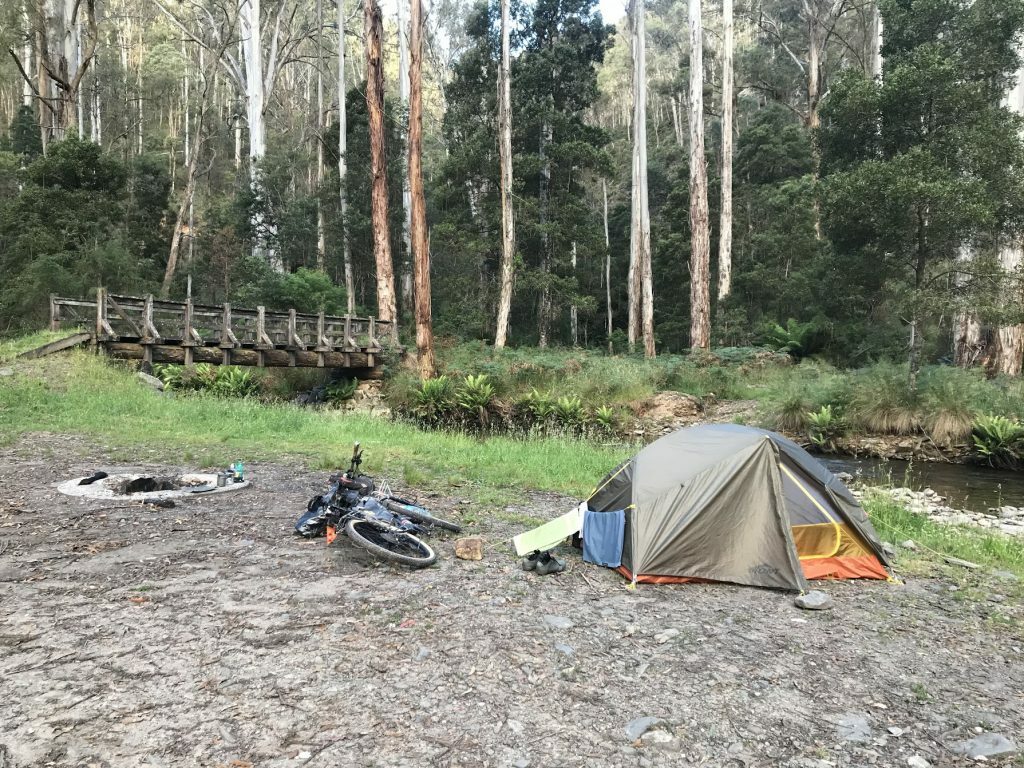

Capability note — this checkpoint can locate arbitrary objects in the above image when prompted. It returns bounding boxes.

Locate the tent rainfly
[586,424,892,591]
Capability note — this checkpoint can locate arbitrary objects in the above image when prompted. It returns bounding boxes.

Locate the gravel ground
[0,434,1022,768]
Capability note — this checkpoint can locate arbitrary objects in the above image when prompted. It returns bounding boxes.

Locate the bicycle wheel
[344,518,437,568]
[382,497,462,533]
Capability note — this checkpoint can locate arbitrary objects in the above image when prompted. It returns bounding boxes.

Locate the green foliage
[972,414,1024,469]
[553,395,585,427]
[456,374,496,427]
[0,137,164,331]
[276,268,348,314]
[820,0,1024,381]
[762,319,821,359]
[325,377,358,403]
[807,405,841,450]
[414,375,455,425]
[522,388,556,422]
[593,404,617,433]
[153,364,262,398]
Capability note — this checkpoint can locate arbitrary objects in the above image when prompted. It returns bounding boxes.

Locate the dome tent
[586,424,891,591]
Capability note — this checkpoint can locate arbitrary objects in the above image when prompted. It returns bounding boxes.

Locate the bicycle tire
[382,497,462,533]
[344,518,437,568]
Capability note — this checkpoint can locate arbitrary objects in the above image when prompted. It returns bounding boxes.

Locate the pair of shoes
[522,550,542,571]
[536,551,566,575]
[522,549,566,575]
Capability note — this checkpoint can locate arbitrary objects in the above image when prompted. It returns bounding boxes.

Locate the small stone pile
[858,486,1024,538]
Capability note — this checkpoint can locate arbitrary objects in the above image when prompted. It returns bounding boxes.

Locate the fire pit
[57,472,250,501]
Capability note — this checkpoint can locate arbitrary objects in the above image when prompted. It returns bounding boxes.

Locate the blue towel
[582,509,625,568]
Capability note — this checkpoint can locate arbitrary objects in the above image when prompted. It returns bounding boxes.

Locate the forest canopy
[0,0,1023,378]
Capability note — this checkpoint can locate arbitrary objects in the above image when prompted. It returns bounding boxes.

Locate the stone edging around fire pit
[57,473,251,502]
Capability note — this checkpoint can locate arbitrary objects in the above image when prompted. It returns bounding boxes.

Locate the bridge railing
[50,292,393,353]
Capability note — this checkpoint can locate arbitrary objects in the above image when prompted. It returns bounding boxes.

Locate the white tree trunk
[717,0,733,301]
[538,115,552,348]
[338,0,355,313]
[993,244,1024,376]
[629,0,654,358]
[871,2,884,79]
[604,177,612,351]
[570,240,579,347]
[239,0,281,269]
[992,61,1024,375]
[953,243,982,367]
[22,2,34,107]
[398,0,413,314]
[315,0,326,271]
[688,0,711,350]
[494,0,516,350]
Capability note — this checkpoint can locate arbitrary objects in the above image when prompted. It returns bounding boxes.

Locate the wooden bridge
[48,291,395,374]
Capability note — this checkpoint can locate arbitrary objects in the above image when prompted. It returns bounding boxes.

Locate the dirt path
[0,435,1021,767]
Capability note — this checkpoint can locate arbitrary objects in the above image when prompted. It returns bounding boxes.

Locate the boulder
[454,536,485,561]
[137,371,165,391]
[794,590,833,610]
[997,506,1023,518]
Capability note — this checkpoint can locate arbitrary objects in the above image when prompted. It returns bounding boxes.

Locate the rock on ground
[454,535,485,560]
[625,716,664,741]
[951,733,1018,759]
[794,590,832,610]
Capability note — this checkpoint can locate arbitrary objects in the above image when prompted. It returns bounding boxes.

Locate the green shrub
[553,395,585,428]
[807,404,841,450]
[152,364,262,398]
[211,367,262,398]
[414,375,455,425]
[325,377,358,403]
[522,388,554,417]
[592,405,618,433]
[456,374,495,428]
[762,318,822,359]
[972,414,1024,469]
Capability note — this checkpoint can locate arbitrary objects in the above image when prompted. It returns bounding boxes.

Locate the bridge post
[93,287,105,352]
[316,311,327,367]
[221,303,233,365]
[183,297,194,367]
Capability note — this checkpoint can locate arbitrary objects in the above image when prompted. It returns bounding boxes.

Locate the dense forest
[1,0,1023,382]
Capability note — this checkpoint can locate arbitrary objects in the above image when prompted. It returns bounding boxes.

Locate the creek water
[818,456,1024,513]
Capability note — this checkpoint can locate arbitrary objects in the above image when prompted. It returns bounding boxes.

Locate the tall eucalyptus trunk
[365,0,397,323]
[688,0,711,350]
[338,0,355,313]
[397,0,413,316]
[629,0,654,358]
[717,0,733,302]
[493,0,516,349]
[409,0,434,375]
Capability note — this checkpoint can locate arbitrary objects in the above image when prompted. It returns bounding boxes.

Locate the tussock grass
[0,352,628,497]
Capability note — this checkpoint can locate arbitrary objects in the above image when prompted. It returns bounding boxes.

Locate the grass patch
[0,329,82,363]
[0,352,629,498]
[864,491,1024,578]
